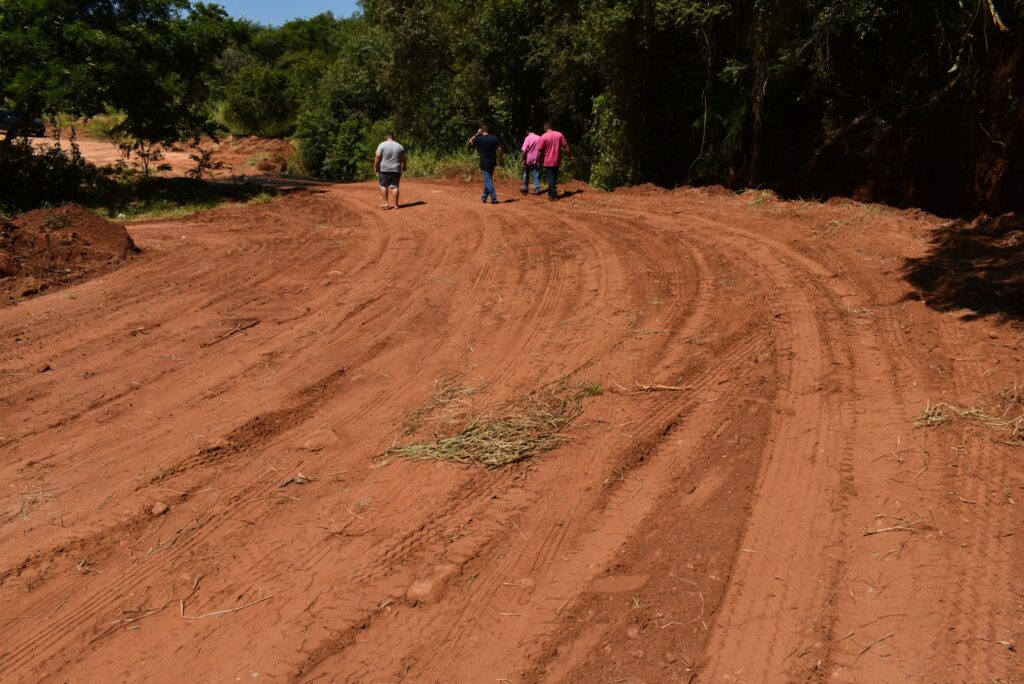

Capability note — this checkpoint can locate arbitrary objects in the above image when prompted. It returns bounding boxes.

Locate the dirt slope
[0,181,1021,683]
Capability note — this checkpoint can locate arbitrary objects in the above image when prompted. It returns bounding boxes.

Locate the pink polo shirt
[521,132,541,166]
[537,130,568,167]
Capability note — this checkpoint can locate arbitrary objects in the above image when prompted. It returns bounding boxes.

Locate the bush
[0,139,110,213]
[405,148,522,182]
[294,111,375,181]
[221,59,295,138]
[588,92,636,190]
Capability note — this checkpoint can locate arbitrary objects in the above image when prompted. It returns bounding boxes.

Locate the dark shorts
[379,171,401,188]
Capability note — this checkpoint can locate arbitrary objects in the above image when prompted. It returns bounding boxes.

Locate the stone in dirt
[300,429,339,452]
[406,563,459,604]
[149,502,169,516]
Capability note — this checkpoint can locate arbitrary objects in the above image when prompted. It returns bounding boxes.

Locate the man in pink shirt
[536,121,575,201]
[520,125,542,195]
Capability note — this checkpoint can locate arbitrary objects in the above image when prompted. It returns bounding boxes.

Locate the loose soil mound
[223,136,295,158]
[218,137,296,176]
[0,204,138,304]
[615,182,668,196]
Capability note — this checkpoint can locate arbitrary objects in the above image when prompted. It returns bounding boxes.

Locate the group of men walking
[467,122,574,204]
[373,123,573,209]
[516,123,573,201]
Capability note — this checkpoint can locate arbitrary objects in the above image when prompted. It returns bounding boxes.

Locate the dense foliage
[3,1,1023,215]
[215,0,1023,215]
[1,1,230,143]
[1,0,232,210]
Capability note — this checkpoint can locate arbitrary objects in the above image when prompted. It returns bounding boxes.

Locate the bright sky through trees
[215,1,360,25]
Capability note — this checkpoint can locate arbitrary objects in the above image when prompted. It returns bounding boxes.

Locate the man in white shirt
[374,132,407,210]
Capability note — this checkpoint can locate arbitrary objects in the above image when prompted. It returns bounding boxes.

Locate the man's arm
[561,136,575,161]
[467,128,483,147]
[401,151,408,172]
[374,153,382,173]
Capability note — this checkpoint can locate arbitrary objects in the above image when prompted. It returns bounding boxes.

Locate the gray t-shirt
[376,140,405,173]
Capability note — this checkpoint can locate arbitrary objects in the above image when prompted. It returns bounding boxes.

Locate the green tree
[1,1,228,138]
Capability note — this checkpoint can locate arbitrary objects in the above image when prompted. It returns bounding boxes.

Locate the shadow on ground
[902,213,1024,320]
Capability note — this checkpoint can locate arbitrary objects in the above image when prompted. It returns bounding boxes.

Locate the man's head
[479,124,490,134]
[385,131,396,140]
[527,125,535,134]
[543,121,553,131]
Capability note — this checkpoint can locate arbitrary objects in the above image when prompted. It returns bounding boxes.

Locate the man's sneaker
[491,199,500,204]
[482,196,488,203]
[533,189,543,195]
[519,188,528,195]
[548,196,559,202]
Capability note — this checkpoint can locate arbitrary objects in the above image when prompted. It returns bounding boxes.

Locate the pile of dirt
[223,136,295,158]
[216,137,295,176]
[0,204,139,304]
[615,182,669,196]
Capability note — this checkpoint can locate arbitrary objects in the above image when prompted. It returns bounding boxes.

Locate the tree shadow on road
[902,213,1024,320]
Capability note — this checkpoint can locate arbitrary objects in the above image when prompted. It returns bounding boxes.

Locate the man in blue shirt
[467,125,504,204]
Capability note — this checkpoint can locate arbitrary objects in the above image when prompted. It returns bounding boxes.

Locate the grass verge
[96,178,278,220]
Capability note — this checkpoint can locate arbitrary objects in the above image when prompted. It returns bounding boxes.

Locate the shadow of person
[902,213,1024,321]
[397,201,428,209]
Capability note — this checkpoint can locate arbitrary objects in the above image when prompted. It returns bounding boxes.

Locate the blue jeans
[545,166,559,199]
[521,164,540,193]
[481,167,497,202]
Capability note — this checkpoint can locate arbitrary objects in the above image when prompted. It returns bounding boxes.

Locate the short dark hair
[527,125,535,133]
[479,124,490,133]
[385,131,396,139]
[543,121,553,130]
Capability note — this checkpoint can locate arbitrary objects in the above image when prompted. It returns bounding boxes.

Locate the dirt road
[1,180,1021,683]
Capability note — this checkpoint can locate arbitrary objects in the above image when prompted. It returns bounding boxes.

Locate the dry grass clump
[387,385,586,467]
[915,386,1023,446]
[401,373,489,436]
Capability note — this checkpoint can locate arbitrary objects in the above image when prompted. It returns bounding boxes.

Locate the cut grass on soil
[401,373,490,436]
[387,384,586,467]
[915,390,1024,445]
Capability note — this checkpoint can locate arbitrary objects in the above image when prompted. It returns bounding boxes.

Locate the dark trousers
[545,166,559,199]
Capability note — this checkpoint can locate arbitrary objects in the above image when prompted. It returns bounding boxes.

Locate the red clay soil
[33,133,295,178]
[0,180,1021,683]
[0,204,138,305]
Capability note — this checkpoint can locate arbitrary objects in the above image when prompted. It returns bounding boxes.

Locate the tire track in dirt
[725,207,1019,684]
[652,206,999,683]
[2,181,1019,683]
[0,207,476,644]
[0,369,352,675]
[295,207,764,681]
[592,208,893,681]
[2,185,655,679]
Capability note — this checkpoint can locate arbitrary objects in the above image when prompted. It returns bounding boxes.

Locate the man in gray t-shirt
[374,132,407,210]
